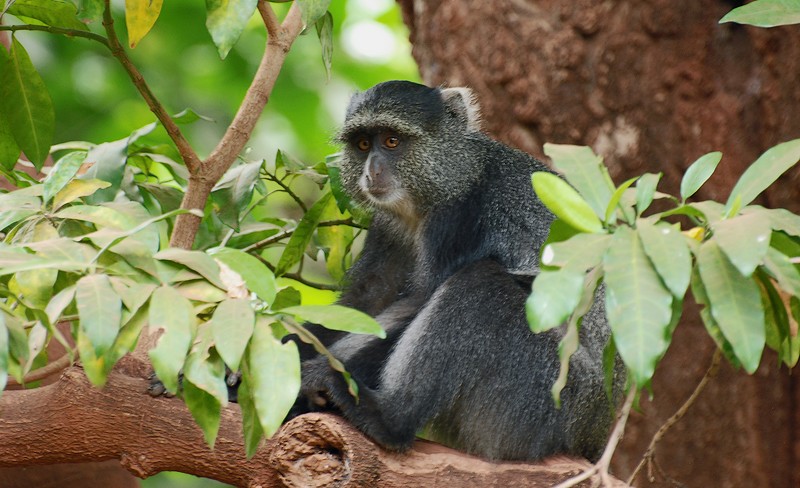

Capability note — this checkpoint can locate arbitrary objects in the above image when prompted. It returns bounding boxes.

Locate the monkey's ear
[440,87,481,132]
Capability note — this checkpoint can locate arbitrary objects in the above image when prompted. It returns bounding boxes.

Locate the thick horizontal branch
[0,354,627,487]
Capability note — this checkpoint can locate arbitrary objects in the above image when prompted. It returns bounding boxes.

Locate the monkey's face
[340,129,414,211]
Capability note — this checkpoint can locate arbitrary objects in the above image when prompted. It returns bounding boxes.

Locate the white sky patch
[342,21,397,63]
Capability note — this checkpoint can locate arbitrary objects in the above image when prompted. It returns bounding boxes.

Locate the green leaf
[757,271,789,352]
[281,304,385,338]
[315,11,333,82]
[0,111,20,170]
[43,151,88,204]
[125,0,164,48]
[0,38,55,169]
[603,227,673,387]
[526,269,584,333]
[541,233,611,272]
[8,0,89,30]
[79,139,129,204]
[211,248,277,305]
[763,248,800,297]
[271,286,301,310]
[697,241,765,373]
[680,152,722,201]
[148,286,195,394]
[237,370,264,458]
[543,144,614,220]
[317,194,353,282]
[691,268,741,367]
[76,274,122,357]
[637,220,691,297]
[720,0,800,27]
[532,172,603,233]
[211,159,263,231]
[205,0,259,59]
[726,139,800,212]
[184,324,228,407]
[297,0,332,28]
[183,379,222,448]
[211,298,255,372]
[52,179,111,211]
[276,192,333,275]
[247,318,300,437]
[155,249,226,289]
[604,177,638,223]
[635,172,662,216]
[712,212,772,277]
[551,314,579,408]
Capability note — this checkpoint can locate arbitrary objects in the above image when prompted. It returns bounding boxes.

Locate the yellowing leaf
[125,0,164,48]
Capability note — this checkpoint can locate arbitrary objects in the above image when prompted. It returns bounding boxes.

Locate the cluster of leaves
[0,116,380,455]
[0,0,335,175]
[528,141,800,400]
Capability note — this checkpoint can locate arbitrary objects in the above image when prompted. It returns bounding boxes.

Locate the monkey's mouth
[362,183,404,207]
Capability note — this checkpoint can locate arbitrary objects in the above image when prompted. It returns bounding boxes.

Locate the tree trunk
[399,1,800,486]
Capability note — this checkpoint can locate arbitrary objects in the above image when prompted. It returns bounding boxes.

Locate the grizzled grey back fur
[293,80,625,462]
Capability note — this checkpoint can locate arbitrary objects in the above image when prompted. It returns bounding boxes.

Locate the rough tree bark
[0,349,625,487]
[398,1,800,487]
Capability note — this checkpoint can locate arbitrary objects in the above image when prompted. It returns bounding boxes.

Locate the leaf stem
[0,24,110,45]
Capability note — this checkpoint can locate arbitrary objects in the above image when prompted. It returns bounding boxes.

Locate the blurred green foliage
[13,0,420,166]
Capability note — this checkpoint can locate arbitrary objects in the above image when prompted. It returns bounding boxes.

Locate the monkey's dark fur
[292,81,623,461]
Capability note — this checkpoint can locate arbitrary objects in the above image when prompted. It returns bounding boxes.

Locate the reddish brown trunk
[399,1,800,486]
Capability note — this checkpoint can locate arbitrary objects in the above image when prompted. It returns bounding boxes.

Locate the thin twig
[6,348,77,386]
[101,0,201,174]
[242,219,363,253]
[254,254,340,291]
[0,24,109,45]
[263,168,308,212]
[627,349,722,486]
[258,0,281,38]
[552,386,637,488]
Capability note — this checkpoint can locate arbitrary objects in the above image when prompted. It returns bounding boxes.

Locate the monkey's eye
[384,135,400,149]
[356,138,371,152]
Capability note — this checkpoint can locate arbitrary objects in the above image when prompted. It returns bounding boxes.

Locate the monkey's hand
[287,356,355,421]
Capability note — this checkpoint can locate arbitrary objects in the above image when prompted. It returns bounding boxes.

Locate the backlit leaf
[276,192,332,275]
[126,0,164,48]
[315,11,333,81]
[543,144,614,220]
[297,0,331,28]
[183,379,222,448]
[532,172,603,233]
[281,304,385,337]
[635,172,662,216]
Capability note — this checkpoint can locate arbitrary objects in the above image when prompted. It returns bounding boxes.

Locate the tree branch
[101,0,201,174]
[0,357,626,487]
[169,2,305,250]
[627,349,722,486]
[6,349,75,387]
[0,24,109,46]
